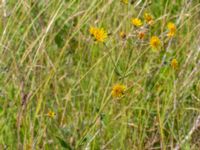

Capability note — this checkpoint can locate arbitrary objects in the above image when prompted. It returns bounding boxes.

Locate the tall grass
[0,0,200,149]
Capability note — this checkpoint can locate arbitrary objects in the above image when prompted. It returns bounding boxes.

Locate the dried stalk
[174,115,200,150]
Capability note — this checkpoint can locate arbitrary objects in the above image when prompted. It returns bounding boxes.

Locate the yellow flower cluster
[88,12,179,98]
[131,13,154,28]
[89,27,107,42]
[111,84,126,98]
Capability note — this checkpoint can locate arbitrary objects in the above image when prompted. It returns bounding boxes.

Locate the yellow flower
[47,111,55,118]
[89,27,107,42]
[119,31,126,39]
[122,0,128,4]
[150,36,161,50]
[131,18,143,27]
[144,13,154,25]
[171,58,178,69]
[167,22,176,37]
[111,84,126,98]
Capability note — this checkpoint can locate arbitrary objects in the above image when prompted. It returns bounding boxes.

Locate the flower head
[150,36,161,50]
[47,111,55,118]
[111,84,126,98]
[131,18,143,27]
[171,58,178,69]
[167,22,176,37]
[119,31,126,39]
[144,13,154,25]
[89,27,107,42]
[137,31,145,40]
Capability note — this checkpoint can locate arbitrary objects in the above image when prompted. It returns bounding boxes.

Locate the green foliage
[56,136,72,150]
[0,0,199,149]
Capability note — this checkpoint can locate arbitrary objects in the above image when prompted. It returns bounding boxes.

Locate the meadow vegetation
[0,0,200,149]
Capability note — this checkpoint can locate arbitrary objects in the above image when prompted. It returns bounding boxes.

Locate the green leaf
[55,32,64,48]
[54,24,71,48]
[56,136,72,150]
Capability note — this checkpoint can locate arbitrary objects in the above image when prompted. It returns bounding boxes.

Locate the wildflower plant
[2,0,199,149]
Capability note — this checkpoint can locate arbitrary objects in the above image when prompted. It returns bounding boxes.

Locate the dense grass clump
[0,0,200,149]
